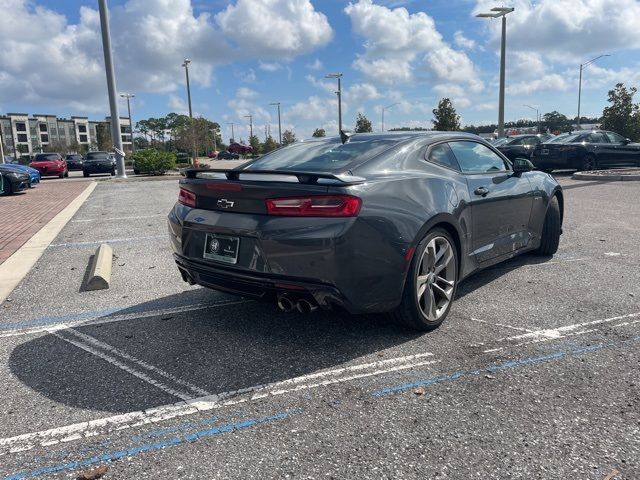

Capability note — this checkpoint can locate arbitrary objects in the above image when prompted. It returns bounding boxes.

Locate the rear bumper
[84,163,114,174]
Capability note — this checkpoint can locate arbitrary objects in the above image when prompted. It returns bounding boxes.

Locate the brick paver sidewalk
[0,181,91,264]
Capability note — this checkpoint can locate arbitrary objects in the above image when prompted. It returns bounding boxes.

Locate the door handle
[474,187,489,197]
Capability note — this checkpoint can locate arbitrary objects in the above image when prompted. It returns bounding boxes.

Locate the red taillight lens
[178,188,196,207]
[265,195,361,217]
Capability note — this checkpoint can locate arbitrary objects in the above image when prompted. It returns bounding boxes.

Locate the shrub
[131,149,176,175]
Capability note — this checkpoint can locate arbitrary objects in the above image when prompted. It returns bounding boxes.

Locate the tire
[536,195,561,256]
[58,172,64,178]
[110,170,115,176]
[580,154,597,171]
[0,177,12,196]
[391,228,458,331]
[83,171,90,178]
[64,170,69,178]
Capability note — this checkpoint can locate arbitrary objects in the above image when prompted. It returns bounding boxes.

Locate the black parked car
[0,164,30,195]
[531,130,640,172]
[216,151,240,160]
[169,132,563,331]
[83,151,115,177]
[65,154,84,170]
[495,134,554,160]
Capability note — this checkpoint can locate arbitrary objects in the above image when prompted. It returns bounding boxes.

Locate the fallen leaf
[604,468,620,480]
[485,375,496,380]
[77,465,108,480]
[414,387,426,395]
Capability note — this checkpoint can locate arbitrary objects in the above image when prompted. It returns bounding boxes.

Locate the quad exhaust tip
[277,295,318,314]
[296,299,318,314]
[277,295,295,312]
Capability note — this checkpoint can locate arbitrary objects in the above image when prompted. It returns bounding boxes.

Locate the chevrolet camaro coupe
[168,132,563,331]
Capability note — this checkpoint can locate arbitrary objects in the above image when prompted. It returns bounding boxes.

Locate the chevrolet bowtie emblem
[217,198,235,209]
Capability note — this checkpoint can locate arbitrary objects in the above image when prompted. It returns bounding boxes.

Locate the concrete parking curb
[572,171,640,181]
[0,182,97,305]
[85,244,113,291]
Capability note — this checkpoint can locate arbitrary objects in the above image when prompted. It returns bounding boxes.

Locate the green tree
[541,111,569,133]
[95,123,113,151]
[432,98,460,131]
[312,128,326,137]
[282,130,297,145]
[354,113,373,133]
[249,134,262,154]
[262,135,279,153]
[601,83,640,140]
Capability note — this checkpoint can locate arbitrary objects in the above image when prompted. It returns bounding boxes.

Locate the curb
[572,171,640,181]
[85,244,113,291]
[0,182,98,304]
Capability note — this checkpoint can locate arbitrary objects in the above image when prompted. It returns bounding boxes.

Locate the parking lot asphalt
[0,175,638,479]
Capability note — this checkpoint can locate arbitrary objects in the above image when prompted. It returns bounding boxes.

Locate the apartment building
[0,113,132,158]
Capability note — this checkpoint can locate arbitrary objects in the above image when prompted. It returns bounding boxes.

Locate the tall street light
[577,54,610,129]
[120,93,135,152]
[382,103,399,132]
[477,7,514,139]
[227,122,235,143]
[98,0,126,177]
[182,59,193,119]
[270,102,282,145]
[244,114,253,139]
[325,73,343,134]
[523,104,540,133]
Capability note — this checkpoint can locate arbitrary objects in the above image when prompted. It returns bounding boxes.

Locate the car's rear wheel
[580,154,597,171]
[391,228,458,331]
[536,195,561,256]
[83,171,89,178]
[64,170,69,178]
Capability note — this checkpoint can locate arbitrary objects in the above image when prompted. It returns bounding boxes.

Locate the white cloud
[345,0,482,94]
[454,31,476,50]
[306,59,323,71]
[0,0,333,111]
[236,87,258,100]
[168,94,189,114]
[287,95,338,122]
[258,61,282,72]
[474,0,640,62]
[506,73,570,95]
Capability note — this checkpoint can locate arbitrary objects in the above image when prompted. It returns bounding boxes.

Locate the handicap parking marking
[0,352,439,456]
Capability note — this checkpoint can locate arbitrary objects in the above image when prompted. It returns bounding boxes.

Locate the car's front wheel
[391,228,458,331]
[580,154,597,171]
[536,196,561,256]
[83,171,89,178]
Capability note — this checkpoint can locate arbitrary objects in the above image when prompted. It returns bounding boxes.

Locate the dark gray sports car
[168,132,563,330]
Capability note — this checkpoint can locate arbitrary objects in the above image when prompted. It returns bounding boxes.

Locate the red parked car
[30,153,68,178]
[228,142,253,155]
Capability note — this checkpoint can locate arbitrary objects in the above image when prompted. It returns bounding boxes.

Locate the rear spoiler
[183,168,366,186]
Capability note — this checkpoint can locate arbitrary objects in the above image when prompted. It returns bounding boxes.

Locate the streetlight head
[269,102,280,106]
[325,73,343,79]
[182,58,191,67]
[491,7,514,13]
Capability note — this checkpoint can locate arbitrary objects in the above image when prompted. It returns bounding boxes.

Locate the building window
[16,122,26,132]
[41,134,49,143]
[17,133,28,143]
[30,126,37,135]
[79,134,88,143]
[78,125,87,133]
[39,123,47,132]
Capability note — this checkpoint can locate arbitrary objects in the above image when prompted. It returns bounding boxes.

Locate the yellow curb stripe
[0,182,97,304]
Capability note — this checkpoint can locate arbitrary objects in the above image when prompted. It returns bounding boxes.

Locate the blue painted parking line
[372,335,640,397]
[3,411,295,480]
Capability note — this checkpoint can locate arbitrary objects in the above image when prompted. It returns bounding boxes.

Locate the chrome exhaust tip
[296,299,318,314]
[277,295,295,312]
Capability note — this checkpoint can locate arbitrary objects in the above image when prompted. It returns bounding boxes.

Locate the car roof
[299,131,482,145]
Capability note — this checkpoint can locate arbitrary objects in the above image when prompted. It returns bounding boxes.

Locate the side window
[448,141,510,174]
[587,133,607,143]
[522,137,540,146]
[427,143,460,171]
[605,132,626,143]
[509,138,524,146]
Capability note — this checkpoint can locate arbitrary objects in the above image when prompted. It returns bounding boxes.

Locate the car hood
[2,164,35,174]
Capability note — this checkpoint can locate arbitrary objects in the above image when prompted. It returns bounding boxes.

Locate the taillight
[265,195,361,217]
[178,188,196,207]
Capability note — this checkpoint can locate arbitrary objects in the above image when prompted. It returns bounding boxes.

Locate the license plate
[203,234,240,264]
[541,149,549,155]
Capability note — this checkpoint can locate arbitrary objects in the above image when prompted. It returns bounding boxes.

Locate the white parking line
[65,329,211,397]
[0,352,438,455]
[52,331,195,402]
[72,214,166,223]
[0,299,250,339]
[470,317,534,333]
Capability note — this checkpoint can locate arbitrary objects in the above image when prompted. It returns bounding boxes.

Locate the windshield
[34,154,59,161]
[544,134,570,144]
[85,152,109,160]
[244,138,401,172]
[492,138,508,146]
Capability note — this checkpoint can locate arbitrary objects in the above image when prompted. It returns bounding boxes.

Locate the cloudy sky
[1,0,640,141]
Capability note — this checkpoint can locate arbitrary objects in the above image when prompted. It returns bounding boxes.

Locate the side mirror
[512,157,534,174]
[623,138,632,145]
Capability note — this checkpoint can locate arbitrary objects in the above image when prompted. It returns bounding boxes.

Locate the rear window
[34,154,59,161]
[66,155,82,160]
[85,152,109,160]
[244,138,400,172]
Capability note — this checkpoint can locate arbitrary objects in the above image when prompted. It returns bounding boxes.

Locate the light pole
[98,0,126,177]
[577,54,610,129]
[523,104,539,133]
[120,93,135,152]
[477,7,514,138]
[227,122,235,143]
[182,59,193,119]
[325,73,343,134]
[270,102,282,145]
[382,103,399,132]
[244,114,253,139]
